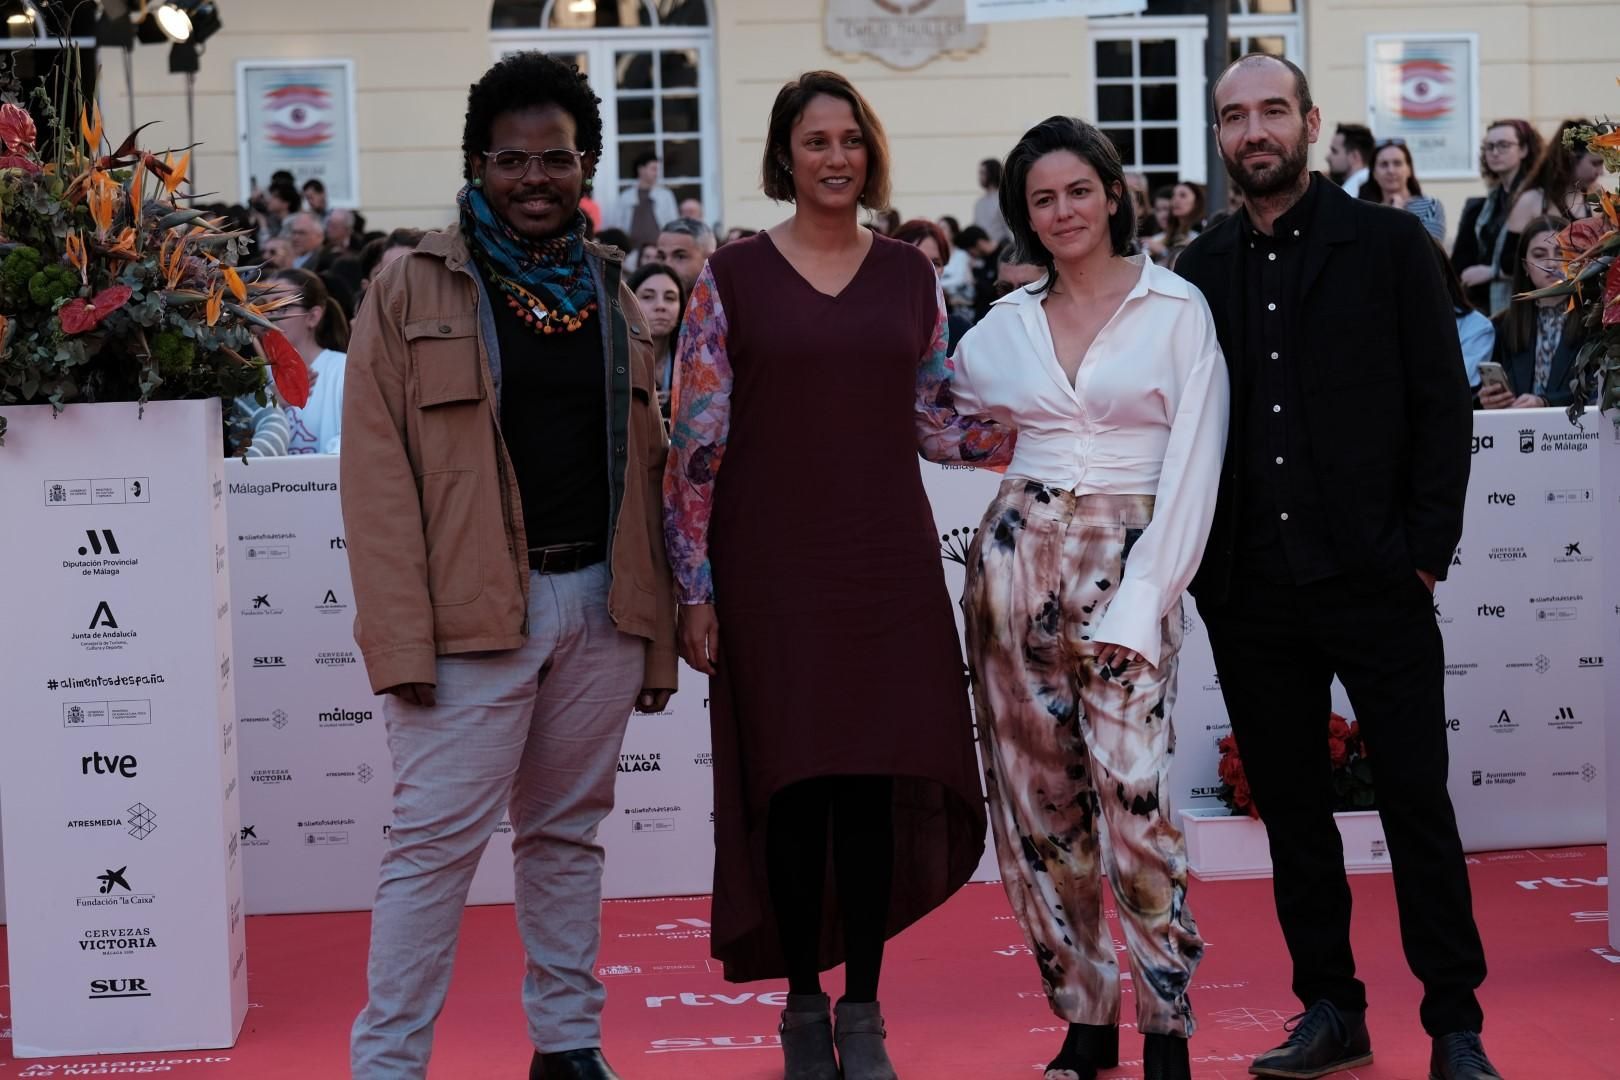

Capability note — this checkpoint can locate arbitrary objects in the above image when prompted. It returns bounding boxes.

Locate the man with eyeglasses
[342,51,677,1080]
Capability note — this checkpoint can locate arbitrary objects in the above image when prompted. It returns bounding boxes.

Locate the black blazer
[1450,196,1491,311]
[1489,312,1585,407]
[1174,178,1473,608]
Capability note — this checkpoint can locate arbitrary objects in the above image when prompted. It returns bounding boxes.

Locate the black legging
[765,775,894,1002]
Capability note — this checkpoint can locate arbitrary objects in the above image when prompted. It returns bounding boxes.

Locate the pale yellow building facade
[77,0,1612,244]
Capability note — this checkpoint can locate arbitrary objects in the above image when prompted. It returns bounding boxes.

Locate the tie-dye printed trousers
[962,478,1203,1037]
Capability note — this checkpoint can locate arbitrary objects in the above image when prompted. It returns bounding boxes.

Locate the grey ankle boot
[834,999,898,1080]
[780,992,840,1080]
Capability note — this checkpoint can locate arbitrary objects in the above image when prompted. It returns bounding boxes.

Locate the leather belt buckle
[530,542,599,576]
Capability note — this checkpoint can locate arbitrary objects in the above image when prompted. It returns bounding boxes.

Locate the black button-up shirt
[1232,177,1341,584]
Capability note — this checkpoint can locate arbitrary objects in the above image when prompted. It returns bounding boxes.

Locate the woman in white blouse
[952,116,1228,1080]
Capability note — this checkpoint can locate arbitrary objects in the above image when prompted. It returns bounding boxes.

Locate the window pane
[1143,0,1205,13]
[1141,83,1177,122]
[1101,127,1136,167]
[1139,39,1176,78]
[1252,35,1287,57]
[618,139,657,182]
[1141,127,1178,167]
[615,51,655,92]
[661,95,701,134]
[1098,85,1134,123]
[1146,170,1179,198]
[545,50,589,76]
[662,138,701,179]
[618,97,655,135]
[671,182,703,208]
[656,0,710,26]
[1094,40,1132,79]
[491,0,546,28]
[1252,0,1296,12]
[660,49,700,89]
[548,0,653,29]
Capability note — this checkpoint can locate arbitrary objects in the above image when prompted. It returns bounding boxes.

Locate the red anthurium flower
[261,328,311,408]
[0,103,36,153]
[58,285,134,335]
[0,153,41,174]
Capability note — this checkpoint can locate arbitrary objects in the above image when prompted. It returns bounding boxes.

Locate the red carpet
[3,846,1614,1078]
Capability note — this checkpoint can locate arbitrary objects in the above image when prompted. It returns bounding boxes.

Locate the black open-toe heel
[1043,1022,1119,1080]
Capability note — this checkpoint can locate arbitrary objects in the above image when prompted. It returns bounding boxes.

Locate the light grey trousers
[350,564,646,1079]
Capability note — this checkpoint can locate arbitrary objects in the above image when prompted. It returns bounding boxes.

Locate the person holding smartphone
[1478,215,1585,409]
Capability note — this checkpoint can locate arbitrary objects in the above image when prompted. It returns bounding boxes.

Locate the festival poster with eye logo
[1366,34,1479,179]
[236,59,359,207]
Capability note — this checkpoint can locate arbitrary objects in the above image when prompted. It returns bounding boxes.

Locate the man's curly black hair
[461,52,604,181]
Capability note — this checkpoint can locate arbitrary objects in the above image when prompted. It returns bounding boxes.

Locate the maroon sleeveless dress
[704,232,986,981]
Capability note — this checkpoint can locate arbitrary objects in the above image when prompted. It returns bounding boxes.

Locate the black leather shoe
[1144,1032,1192,1080]
[530,1048,622,1080]
[1430,1032,1503,1079]
[1249,1000,1372,1078]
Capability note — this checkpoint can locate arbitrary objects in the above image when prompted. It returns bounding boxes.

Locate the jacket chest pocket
[407,315,485,468]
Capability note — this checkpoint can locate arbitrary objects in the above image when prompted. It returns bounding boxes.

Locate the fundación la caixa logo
[78,865,156,908]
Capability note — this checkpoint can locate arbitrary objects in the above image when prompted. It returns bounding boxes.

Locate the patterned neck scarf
[458,184,598,335]
[1533,305,1563,396]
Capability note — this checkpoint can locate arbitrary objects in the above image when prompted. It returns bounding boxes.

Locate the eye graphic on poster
[263,83,334,151]
[1366,35,1477,179]
[1394,58,1455,122]
[238,60,358,206]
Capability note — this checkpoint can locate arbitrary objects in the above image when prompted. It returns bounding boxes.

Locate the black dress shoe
[1144,1032,1192,1080]
[1249,1000,1372,1079]
[530,1048,622,1080]
[1430,1032,1503,1079]
[1043,1022,1118,1079]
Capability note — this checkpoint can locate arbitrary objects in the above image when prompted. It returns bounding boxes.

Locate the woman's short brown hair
[761,71,891,210]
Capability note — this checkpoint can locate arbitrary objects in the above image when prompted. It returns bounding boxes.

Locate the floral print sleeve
[916,283,1015,466]
[662,263,731,605]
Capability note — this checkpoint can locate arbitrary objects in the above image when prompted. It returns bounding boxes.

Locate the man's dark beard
[1223,128,1311,199]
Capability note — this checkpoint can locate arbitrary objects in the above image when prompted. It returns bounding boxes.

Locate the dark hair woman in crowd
[628,259,686,413]
[1146,180,1204,266]
[1359,139,1447,240]
[662,69,1011,1080]
[1479,214,1586,409]
[344,50,674,1080]
[1504,119,1604,238]
[1453,118,1544,313]
[893,217,974,351]
[951,115,1225,1080]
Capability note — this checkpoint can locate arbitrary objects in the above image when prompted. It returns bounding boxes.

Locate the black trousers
[1201,572,1486,1037]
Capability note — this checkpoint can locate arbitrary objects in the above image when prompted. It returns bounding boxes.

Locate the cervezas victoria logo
[79,926,157,956]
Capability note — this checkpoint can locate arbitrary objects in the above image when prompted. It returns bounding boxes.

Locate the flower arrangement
[1527,110,1620,419]
[1215,712,1374,819]
[0,63,308,449]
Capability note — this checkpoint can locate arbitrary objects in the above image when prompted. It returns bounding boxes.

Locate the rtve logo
[1485,492,1517,506]
[81,751,138,778]
[1476,603,1506,618]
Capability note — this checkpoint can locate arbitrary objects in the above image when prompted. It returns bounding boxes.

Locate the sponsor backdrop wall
[2,410,1607,922]
[0,401,248,1057]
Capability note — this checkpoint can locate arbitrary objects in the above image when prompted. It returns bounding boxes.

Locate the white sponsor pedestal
[1602,408,1620,952]
[0,400,247,1057]
[1180,808,1389,881]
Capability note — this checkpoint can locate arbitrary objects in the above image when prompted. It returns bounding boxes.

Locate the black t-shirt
[481,268,609,551]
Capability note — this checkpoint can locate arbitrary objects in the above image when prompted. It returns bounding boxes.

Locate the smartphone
[1477,361,1511,394]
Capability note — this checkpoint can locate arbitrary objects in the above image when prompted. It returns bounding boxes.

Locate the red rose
[1328,736,1349,769]
[1232,777,1259,819]
[1328,712,1351,740]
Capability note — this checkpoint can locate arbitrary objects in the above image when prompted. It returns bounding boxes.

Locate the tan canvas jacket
[339,225,677,695]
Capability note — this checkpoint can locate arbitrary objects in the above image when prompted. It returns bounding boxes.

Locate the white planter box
[0,400,248,1057]
[1181,807,1391,881]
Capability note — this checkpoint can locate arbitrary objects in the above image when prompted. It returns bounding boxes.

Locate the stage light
[168,40,198,73]
[187,1,220,45]
[152,0,191,42]
[568,0,596,12]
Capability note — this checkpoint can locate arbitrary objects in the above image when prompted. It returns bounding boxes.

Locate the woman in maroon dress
[662,72,1012,1080]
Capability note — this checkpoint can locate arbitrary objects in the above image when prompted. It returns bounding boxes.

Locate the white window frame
[492,0,718,223]
[1088,13,1304,185]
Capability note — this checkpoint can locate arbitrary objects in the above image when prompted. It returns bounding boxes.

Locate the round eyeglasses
[482,148,586,180]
